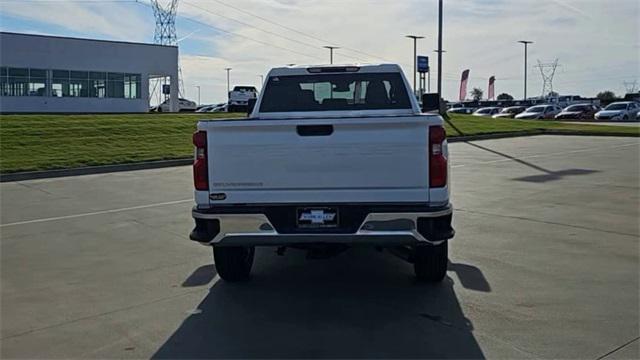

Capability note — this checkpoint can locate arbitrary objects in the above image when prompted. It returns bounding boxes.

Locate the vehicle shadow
[464,141,599,183]
[154,248,487,359]
[182,264,217,287]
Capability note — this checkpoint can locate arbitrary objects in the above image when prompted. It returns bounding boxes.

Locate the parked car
[555,103,600,120]
[594,101,639,121]
[154,98,197,112]
[492,106,527,119]
[189,64,454,282]
[447,107,476,114]
[228,86,258,112]
[515,105,562,120]
[472,107,501,117]
[196,103,226,113]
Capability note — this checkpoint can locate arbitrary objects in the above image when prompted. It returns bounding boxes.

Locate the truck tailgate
[201,116,439,204]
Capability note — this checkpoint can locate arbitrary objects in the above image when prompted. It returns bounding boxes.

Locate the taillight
[193,131,208,191]
[429,126,447,188]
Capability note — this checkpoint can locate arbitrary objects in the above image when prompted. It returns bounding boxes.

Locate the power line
[204,0,391,62]
[182,0,365,62]
[134,0,324,61]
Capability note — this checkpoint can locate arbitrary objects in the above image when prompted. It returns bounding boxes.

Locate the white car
[472,107,501,117]
[515,104,562,120]
[196,103,227,113]
[189,64,454,282]
[228,86,258,112]
[594,102,639,121]
[156,98,197,112]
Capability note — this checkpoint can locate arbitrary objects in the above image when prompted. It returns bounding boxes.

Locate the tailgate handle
[296,125,334,136]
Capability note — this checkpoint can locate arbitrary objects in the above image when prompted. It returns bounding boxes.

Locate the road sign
[417,56,429,73]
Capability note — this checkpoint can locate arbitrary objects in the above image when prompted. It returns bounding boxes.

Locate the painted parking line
[0,199,192,228]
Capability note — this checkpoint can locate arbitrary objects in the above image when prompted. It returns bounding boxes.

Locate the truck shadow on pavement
[154,248,488,359]
[464,141,599,183]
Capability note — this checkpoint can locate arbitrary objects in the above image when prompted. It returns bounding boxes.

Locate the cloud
[1,0,638,102]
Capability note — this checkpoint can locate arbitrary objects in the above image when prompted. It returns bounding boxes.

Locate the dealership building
[0,32,179,113]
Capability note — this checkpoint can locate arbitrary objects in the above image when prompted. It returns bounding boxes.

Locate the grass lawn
[1,112,637,173]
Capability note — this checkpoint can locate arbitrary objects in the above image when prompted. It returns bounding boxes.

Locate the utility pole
[323,46,339,64]
[437,0,443,111]
[518,40,533,100]
[406,35,425,97]
[224,67,232,101]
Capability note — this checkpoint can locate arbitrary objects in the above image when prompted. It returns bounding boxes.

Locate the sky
[1,0,638,104]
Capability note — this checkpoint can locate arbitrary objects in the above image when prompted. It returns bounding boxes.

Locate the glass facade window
[124,74,141,99]
[28,69,47,96]
[107,72,124,98]
[89,71,106,98]
[0,67,141,99]
[70,71,89,97]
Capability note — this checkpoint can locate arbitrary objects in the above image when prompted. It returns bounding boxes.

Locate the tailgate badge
[299,210,336,224]
[209,193,227,201]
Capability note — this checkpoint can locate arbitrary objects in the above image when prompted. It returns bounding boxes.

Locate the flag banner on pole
[459,69,470,101]
[488,76,495,100]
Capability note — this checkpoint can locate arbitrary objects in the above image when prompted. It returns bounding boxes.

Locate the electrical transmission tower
[150,0,183,104]
[535,59,560,97]
[623,80,638,94]
[152,0,178,45]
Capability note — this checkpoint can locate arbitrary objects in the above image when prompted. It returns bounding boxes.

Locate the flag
[488,76,495,100]
[459,69,470,101]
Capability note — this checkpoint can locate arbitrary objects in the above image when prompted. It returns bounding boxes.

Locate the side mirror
[247,98,257,116]
[421,93,440,112]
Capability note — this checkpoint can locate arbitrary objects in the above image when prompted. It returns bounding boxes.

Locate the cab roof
[268,63,402,77]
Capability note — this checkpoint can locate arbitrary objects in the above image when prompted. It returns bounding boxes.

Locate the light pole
[406,35,425,97]
[224,67,232,101]
[437,0,443,110]
[194,85,201,106]
[323,46,339,64]
[518,40,533,100]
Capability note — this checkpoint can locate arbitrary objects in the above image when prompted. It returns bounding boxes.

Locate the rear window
[259,73,411,112]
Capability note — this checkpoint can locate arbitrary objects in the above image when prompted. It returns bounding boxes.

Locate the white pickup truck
[190,64,454,282]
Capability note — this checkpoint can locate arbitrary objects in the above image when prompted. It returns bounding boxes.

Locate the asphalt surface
[1,135,638,359]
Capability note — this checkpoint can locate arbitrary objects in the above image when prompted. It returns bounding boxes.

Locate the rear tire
[213,246,255,282]
[623,115,629,121]
[413,242,448,282]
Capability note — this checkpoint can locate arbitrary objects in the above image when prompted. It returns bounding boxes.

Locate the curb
[2,130,637,183]
[0,158,192,183]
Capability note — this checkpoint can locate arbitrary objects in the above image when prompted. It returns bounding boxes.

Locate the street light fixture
[323,46,339,64]
[518,40,533,100]
[405,35,425,97]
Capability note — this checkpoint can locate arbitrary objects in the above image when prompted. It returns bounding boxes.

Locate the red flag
[459,69,470,101]
[488,76,495,100]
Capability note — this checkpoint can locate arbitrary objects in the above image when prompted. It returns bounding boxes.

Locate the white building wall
[0,32,178,113]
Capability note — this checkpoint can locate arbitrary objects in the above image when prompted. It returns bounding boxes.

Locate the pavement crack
[455,208,639,238]
[596,336,640,359]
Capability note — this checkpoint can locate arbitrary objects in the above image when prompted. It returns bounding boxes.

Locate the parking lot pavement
[1,135,638,359]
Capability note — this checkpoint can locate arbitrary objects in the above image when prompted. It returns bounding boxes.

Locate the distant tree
[470,87,483,101]
[497,93,514,101]
[596,91,618,102]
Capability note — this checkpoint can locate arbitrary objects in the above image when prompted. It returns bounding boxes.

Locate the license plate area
[296,207,339,228]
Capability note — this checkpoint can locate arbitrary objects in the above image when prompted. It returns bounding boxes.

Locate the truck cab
[190,64,454,282]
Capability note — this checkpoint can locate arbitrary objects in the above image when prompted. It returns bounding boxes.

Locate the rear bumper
[190,203,454,247]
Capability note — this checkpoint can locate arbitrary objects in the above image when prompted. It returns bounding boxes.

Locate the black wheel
[413,241,448,282]
[622,115,629,121]
[213,246,255,282]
